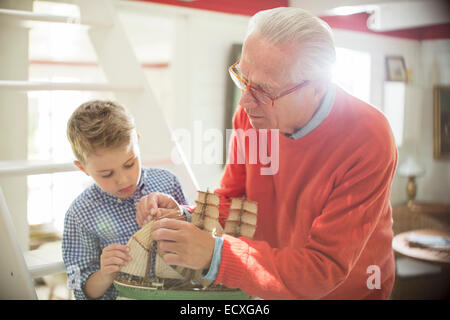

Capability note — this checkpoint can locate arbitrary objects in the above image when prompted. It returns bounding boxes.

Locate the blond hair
[67,100,136,163]
[246,7,336,81]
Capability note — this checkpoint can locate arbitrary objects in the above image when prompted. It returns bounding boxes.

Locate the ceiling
[135,0,450,33]
[289,0,442,15]
[27,0,449,64]
[290,0,450,32]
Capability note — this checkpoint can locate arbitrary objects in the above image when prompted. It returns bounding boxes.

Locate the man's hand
[151,218,215,270]
[99,244,131,282]
[136,192,181,227]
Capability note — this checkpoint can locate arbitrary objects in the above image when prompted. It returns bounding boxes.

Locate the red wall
[132,0,288,16]
[320,13,450,41]
[134,0,450,41]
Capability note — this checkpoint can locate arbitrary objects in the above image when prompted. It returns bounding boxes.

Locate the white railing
[0,8,111,27]
[0,80,143,92]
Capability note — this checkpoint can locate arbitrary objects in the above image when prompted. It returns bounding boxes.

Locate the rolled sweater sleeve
[215,121,398,299]
[62,207,112,300]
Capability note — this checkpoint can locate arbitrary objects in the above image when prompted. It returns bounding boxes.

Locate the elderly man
[137,7,397,299]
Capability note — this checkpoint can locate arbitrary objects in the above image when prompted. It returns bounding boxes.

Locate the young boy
[62,100,188,300]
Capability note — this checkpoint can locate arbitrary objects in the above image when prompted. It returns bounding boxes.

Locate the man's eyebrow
[239,69,272,92]
[257,82,273,92]
[238,66,272,93]
[252,81,273,94]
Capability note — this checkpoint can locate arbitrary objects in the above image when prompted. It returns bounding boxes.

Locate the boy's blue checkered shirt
[62,167,188,300]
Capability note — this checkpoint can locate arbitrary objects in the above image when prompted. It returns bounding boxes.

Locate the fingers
[104,249,132,262]
[151,220,215,270]
[158,240,178,254]
[102,245,131,262]
[136,192,180,227]
[103,256,130,267]
[143,215,151,226]
[136,199,145,227]
[136,197,153,227]
[161,253,182,266]
[152,227,183,242]
[145,193,159,212]
[151,217,190,242]
[151,218,187,234]
[142,208,184,225]
[157,231,215,270]
[150,192,179,210]
[156,208,182,219]
[103,243,129,253]
[101,244,132,276]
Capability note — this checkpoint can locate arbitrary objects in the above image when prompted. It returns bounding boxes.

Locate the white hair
[246,7,336,81]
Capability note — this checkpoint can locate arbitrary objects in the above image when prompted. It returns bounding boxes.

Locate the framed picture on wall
[434,85,450,159]
[385,56,407,82]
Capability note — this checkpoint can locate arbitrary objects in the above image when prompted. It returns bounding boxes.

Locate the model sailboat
[224,197,258,238]
[113,190,258,299]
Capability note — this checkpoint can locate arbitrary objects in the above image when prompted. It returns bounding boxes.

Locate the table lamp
[398,156,425,206]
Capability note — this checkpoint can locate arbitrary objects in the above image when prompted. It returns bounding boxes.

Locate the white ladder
[0,0,198,282]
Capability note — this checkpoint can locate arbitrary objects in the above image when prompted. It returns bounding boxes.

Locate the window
[332,47,371,104]
[332,47,404,147]
[383,82,405,147]
[27,73,114,232]
[27,1,172,232]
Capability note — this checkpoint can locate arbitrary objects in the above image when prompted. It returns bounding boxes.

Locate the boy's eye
[101,172,113,178]
[124,162,135,169]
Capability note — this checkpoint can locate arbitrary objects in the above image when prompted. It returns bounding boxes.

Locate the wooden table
[392,229,450,265]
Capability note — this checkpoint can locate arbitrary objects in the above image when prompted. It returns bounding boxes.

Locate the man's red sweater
[213,86,398,299]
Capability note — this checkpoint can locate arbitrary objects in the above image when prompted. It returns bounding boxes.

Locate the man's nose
[238,88,258,110]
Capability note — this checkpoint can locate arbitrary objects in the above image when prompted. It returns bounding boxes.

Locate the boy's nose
[115,171,128,185]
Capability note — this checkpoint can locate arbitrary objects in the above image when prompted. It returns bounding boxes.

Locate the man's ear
[74,160,89,176]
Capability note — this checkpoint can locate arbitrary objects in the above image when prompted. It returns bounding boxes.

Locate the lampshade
[398,156,425,177]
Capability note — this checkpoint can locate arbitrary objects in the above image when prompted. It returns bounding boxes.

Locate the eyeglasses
[228,60,310,106]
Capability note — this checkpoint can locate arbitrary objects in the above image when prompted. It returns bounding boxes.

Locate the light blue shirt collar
[286,83,336,140]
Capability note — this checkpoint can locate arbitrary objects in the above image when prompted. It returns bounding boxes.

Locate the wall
[413,39,450,203]
[178,13,249,191]
[0,0,33,252]
[117,1,249,192]
[5,1,446,245]
[304,30,450,204]
[177,16,450,203]
[332,29,421,111]
[119,1,450,203]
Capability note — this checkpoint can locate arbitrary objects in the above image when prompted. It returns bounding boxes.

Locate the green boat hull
[114,281,249,300]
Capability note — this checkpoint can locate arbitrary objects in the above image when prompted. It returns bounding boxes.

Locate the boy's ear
[74,160,89,176]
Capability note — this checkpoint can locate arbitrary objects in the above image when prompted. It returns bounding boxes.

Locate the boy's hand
[99,244,131,282]
[136,192,182,227]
